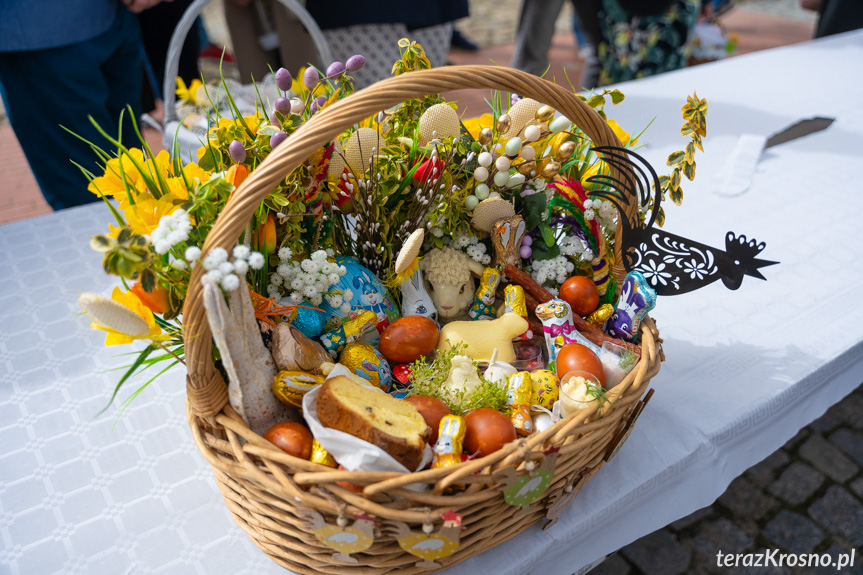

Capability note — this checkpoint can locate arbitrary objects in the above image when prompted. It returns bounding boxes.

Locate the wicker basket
[182,65,663,574]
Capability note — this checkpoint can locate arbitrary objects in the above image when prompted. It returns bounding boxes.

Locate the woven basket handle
[184,65,626,415]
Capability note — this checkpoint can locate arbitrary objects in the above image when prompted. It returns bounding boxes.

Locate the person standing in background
[800,0,863,38]
[0,0,166,211]
[512,0,700,88]
[138,0,201,116]
[224,0,321,83]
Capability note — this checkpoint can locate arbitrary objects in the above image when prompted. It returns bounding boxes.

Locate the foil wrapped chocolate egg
[291,305,326,338]
[338,342,392,391]
[311,438,336,467]
[273,370,325,408]
[530,369,560,410]
[316,257,400,346]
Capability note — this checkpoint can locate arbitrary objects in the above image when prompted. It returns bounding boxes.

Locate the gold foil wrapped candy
[587,304,614,328]
[432,414,466,469]
[273,370,325,408]
[338,342,392,391]
[320,309,378,354]
[311,438,336,467]
[506,372,534,436]
[469,267,501,320]
[504,284,532,341]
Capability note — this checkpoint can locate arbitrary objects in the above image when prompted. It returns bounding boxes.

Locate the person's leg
[0,8,142,210]
[103,8,144,151]
[224,0,278,83]
[512,0,566,76]
[273,1,321,73]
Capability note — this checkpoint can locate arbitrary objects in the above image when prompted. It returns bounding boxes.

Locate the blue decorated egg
[291,304,327,338]
[317,257,400,345]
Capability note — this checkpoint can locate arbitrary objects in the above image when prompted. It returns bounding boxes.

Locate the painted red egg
[378,316,439,363]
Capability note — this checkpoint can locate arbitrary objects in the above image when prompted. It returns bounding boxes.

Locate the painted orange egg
[555,343,606,387]
[559,276,600,317]
[378,316,439,363]
[464,408,517,458]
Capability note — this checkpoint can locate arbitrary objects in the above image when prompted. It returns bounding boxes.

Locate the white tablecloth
[2,30,862,575]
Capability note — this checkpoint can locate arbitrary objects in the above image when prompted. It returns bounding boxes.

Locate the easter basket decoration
[182,66,662,574]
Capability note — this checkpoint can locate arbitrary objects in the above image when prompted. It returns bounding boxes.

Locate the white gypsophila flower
[303,286,317,299]
[218,261,235,275]
[325,248,335,257]
[480,254,491,265]
[338,265,347,276]
[233,259,249,276]
[312,250,327,262]
[327,294,343,308]
[327,273,340,285]
[297,272,313,286]
[151,209,191,255]
[290,278,304,291]
[547,286,559,297]
[290,291,303,304]
[584,249,595,261]
[267,284,280,298]
[340,303,352,315]
[233,245,251,260]
[221,273,240,291]
[584,209,595,221]
[430,227,444,238]
[277,246,293,261]
[185,246,201,262]
[206,269,224,283]
[277,263,293,278]
[171,259,188,271]
[300,259,319,273]
[342,289,353,301]
[322,262,336,275]
[269,274,283,287]
[248,252,265,270]
[559,236,580,257]
[154,239,171,255]
[203,247,228,270]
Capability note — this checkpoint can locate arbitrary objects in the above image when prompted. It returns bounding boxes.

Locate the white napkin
[713,134,767,197]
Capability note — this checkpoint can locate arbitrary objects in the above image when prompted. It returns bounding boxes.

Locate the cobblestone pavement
[592,383,863,575]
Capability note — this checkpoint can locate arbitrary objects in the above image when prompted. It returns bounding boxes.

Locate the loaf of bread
[316,376,430,470]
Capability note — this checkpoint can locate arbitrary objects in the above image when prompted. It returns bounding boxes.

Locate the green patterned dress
[596,0,700,86]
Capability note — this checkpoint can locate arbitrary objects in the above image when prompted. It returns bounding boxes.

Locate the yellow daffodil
[607,119,638,147]
[79,287,167,346]
[581,161,609,190]
[165,177,190,201]
[176,77,204,106]
[88,149,148,204]
[140,149,172,182]
[182,162,211,184]
[463,113,493,141]
[124,194,179,236]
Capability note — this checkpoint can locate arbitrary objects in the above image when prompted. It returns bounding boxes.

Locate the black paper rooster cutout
[587,146,777,295]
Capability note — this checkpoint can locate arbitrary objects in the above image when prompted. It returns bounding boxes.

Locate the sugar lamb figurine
[420,246,485,323]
